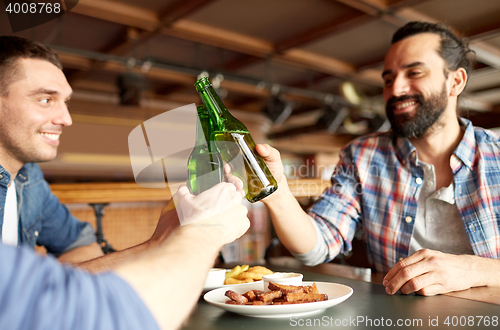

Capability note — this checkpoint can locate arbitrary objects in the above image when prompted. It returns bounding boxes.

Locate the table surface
[182,260,500,330]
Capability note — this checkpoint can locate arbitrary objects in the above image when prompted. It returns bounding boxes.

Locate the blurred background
[2,0,500,263]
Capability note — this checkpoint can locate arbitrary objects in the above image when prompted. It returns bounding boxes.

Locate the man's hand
[148,197,180,247]
[256,143,286,188]
[175,182,243,226]
[223,164,245,198]
[383,249,497,296]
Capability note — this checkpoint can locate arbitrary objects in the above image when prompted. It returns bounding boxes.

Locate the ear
[449,68,467,96]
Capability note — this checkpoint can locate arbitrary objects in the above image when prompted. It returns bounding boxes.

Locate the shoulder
[473,126,500,144]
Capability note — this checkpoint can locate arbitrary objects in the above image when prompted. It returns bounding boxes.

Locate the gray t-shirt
[409,162,474,255]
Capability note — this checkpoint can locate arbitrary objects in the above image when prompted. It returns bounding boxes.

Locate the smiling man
[257,22,500,296]
[0,36,195,271]
[0,37,104,261]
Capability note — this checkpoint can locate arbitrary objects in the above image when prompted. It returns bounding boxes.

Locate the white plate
[202,269,263,292]
[203,280,259,292]
[204,281,353,318]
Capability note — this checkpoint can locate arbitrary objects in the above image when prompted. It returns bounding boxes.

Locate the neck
[411,111,462,163]
[410,109,463,190]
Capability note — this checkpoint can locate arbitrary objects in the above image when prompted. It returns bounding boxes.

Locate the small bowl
[262,272,303,291]
[203,268,226,289]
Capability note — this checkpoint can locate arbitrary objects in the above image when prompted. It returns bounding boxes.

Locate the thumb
[256,144,272,158]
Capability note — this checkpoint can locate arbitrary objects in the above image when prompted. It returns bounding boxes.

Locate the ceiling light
[116,72,143,106]
[263,96,293,125]
[317,104,349,133]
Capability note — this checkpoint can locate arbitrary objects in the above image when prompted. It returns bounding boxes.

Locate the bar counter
[182,258,500,330]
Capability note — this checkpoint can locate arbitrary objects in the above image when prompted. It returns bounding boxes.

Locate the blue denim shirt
[0,163,95,256]
[0,243,159,330]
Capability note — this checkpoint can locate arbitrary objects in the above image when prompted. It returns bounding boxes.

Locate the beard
[386,82,448,139]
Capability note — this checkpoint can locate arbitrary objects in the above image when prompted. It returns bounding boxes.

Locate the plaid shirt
[310,118,500,272]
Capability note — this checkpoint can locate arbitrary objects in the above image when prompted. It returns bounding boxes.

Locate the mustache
[386,94,424,108]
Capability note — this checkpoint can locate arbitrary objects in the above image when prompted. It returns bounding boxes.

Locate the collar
[0,164,30,187]
[393,117,475,170]
[452,117,476,171]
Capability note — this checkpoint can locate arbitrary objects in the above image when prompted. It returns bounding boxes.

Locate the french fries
[224,265,273,285]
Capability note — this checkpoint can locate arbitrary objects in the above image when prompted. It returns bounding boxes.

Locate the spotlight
[117,72,143,106]
[317,104,349,133]
[263,96,293,124]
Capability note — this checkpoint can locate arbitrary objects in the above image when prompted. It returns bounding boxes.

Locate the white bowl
[262,272,303,291]
[203,268,226,289]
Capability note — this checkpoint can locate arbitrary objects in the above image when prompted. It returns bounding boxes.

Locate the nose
[53,102,73,127]
[386,74,410,99]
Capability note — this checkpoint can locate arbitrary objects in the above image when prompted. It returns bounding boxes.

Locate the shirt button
[427,181,433,187]
[0,174,3,179]
[405,216,413,223]
[428,217,434,222]
[415,177,423,184]
[34,231,39,237]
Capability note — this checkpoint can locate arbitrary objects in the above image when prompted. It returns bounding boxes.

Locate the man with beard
[257,21,500,296]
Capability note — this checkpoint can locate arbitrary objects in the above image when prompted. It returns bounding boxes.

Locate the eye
[383,77,394,86]
[409,70,422,77]
[40,98,50,104]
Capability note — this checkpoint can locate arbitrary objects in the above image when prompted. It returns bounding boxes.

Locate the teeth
[40,132,60,141]
[395,101,416,109]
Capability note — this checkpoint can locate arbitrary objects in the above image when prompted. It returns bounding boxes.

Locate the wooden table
[181,258,500,330]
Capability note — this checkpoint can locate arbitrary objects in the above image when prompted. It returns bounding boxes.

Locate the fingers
[384,252,427,295]
[256,144,277,160]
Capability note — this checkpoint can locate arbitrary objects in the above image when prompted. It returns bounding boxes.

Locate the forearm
[114,226,221,330]
[262,177,317,254]
[74,242,151,273]
[471,255,500,288]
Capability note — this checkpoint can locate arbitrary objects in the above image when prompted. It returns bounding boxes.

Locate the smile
[40,132,60,141]
[395,101,417,109]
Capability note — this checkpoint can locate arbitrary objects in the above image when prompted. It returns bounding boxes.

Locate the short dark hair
[0,36,63,96]
[392,22,475,77]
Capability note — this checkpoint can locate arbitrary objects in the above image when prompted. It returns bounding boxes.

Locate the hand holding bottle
[255,144,286,186]
[176,182,244,226]
[223,163,245,198]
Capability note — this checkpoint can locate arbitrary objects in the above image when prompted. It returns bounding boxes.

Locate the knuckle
[401,266,413,280]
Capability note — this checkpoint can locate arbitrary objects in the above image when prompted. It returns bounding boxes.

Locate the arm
[114,182,249,330]
[383,249,500,296]
[256,144,318,255]
[60,197,181,273]
[0,182,248,330]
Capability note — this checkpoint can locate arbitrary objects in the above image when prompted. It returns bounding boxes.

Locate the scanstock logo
[2,0,79,33]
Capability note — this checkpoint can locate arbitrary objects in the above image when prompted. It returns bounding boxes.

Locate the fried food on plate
[225,282,328,305]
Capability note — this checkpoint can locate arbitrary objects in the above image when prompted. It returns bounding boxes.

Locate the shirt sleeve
[308,144,362,262]
[36,181,97,256]
[290,216,329,266]
[61,224,98,254]
[0,244,159,330]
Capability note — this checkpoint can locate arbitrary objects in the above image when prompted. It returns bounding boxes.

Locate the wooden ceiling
[3,0,500,127]
[2,0,500,180]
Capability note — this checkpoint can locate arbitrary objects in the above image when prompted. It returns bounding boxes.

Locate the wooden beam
[274,12,372,52]
[71,0,158,31]
[279,48,355,76]
[106,0,217,56]
[165,20,274,57]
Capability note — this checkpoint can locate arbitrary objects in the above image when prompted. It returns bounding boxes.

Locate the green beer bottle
[187,104,223,195]
[194,77,278,202]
